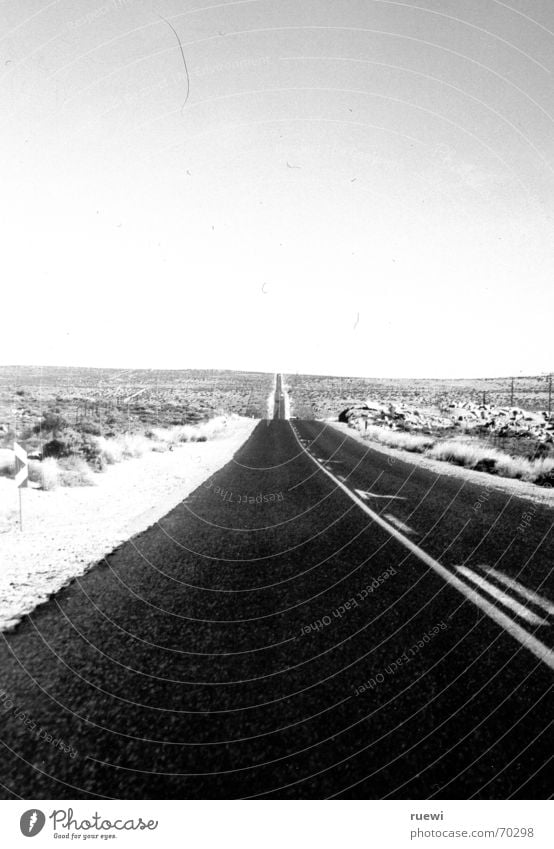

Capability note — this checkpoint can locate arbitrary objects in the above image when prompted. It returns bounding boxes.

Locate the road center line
[290,422,554,671]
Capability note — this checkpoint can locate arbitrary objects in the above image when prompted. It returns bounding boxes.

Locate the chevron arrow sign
[14,441,28,488]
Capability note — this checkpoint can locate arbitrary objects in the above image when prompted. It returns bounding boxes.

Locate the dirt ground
[0,417,258,631]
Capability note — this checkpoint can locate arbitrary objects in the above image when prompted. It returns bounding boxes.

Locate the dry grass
[0,366,271,450]
[148,416,229,447]
[96,433,158,464]
[426,439,554,484]
[287,371,552,418]
[357,423,435,453]
[353,427,554,487]
[0,451,14,478]
[119,434,151,459]
[95,437,123,465]
[38,457,60,491]
[1,415,241,492]
[427,440,496,468]
[57,456,95,487]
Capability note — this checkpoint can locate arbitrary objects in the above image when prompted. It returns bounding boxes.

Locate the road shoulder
[0,417,259,631]
[324,420,554,507]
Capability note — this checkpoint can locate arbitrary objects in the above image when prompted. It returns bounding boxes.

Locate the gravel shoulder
[325,420,554,507]
[0,417,259,631]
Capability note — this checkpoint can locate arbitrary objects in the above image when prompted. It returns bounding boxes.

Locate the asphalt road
[0,411,552,799]
[273,373,286,419]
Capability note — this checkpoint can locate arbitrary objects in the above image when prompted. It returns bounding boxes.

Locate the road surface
[0,385,552,799]
[273,373,287,420]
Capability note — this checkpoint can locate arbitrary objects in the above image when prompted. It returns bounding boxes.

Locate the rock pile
[339,399,554,444]
[446,401,553,442]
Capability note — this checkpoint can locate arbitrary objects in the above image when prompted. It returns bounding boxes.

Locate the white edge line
[485,566,554,617]
[290,422,554,671]
[456,566,549,627]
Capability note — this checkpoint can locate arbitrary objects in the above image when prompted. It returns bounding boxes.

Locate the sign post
[14,441,28,531]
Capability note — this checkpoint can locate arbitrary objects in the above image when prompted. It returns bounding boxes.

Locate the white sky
[1,0,553,377]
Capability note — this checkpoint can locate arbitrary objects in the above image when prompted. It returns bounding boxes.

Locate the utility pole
[548,373,552,417]
[510,376,514,407]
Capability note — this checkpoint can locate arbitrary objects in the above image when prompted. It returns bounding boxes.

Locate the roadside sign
[14,441,28,531]
[14,441,28,488]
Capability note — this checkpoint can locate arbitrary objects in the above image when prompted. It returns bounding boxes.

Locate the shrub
[79,434,103,464]
[532,458,554,487]
[57,456,95,487]
[79,420,102,436]
[426,439,554,484]
[42,429,101,465]
[0,451,14,478]
[494,454,534,481]
[42,438,67,459]
[427,440,493,468]
[39,457,59,490]
[28,459,43,484]
[36,412,67,434]
[358,423,435,453]
[119,435,150,458]
[95,437,123,465]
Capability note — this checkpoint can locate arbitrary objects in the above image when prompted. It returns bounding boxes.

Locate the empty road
[0,390,552,799]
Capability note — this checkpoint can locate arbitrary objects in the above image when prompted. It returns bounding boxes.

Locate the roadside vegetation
[0,416,236,491]
[286,373,554,488]
[287,372,553,419]
[0,366,272,492]
[345,422,554,487]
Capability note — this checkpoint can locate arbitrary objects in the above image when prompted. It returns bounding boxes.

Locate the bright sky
[1,0,553,377]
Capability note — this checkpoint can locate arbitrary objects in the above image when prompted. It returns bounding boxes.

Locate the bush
[57,456,95,487]
[42,429,102,466]
[0,452,14,478]
[150,416,229,446]
[95,437,123,465]
[28,459,43,484]
[358,423,435,453]
[427,440,493,468]
[79,434,103,464]
[42,438,67,459]
[427,439,554,484]
[39,457,59,490]
[79,420,102,436]
[120,435,150,458]
[532,458,554,487]
[36,412,68,434]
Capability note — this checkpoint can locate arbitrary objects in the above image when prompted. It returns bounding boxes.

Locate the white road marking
[484,566,554,617]
[354,489,407,501]
[456,566,549,627]
[290,423,554,671]
[279,373,291,420]
[383,513,417,535]
[266,374,277,421]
